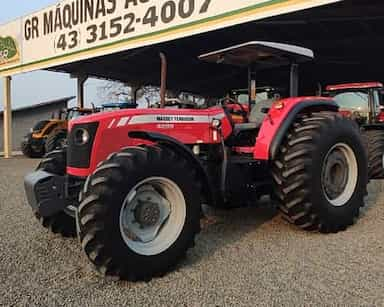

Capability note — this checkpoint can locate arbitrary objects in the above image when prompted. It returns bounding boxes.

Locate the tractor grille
[67,122,99,169]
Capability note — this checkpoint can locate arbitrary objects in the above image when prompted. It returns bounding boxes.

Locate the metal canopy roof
[46,0,384,97]
[198,41,314,67]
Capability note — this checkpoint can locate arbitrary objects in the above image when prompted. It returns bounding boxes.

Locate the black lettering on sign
[200,0,211,13]
[125,0,138,9]
[56,33,67,50]
[179,0,194,19]
[124,13,136,33]
[99,21,108,40]
[24,19,31,40]
[44,11,54,35]
[84,0,94,23]
[95,0,106,18]
[86,24,98,43]
[24,17,40,40]
[54,7,63,32]
[63,4,73,29]
[161,1,176,24]
[143,6,158,27]
[68,31,79,48]
[107,0,117,14]
[110,16,122,37]
[71,1,80,26]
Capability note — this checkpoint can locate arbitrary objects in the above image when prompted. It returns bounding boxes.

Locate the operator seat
[233,99,276,133]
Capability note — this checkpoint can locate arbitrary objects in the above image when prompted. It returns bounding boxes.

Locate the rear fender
[254,97,338,160]
[129,131,215,207]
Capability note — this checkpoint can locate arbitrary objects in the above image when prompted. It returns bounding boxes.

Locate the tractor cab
[199,41,314,144]
[325,82,384,124]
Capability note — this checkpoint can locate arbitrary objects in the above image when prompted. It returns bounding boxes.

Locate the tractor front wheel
[77,145,201,281]
[272,112,368,233]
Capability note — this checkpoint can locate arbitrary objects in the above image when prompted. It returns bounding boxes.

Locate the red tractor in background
[325,82,384,179]
[25,42,368,281]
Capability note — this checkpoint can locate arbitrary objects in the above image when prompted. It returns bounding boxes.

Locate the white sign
[0,0,341,76]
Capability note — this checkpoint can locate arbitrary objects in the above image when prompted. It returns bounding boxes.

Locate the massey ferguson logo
[0,36,20,65]
[156,116,195,122]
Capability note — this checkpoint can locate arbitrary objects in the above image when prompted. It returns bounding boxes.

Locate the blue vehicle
[101,101,138,111]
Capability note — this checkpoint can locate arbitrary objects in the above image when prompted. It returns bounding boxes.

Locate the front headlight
[74,128,90,145]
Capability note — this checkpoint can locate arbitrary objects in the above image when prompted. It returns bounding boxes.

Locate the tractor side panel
[254,97,335,160]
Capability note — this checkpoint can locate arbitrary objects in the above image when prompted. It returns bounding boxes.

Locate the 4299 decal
[54,0,212,51]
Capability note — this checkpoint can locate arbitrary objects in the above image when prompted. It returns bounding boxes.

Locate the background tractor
[25,42,368,281]
[325,82,384,179]
[21,107,96,158]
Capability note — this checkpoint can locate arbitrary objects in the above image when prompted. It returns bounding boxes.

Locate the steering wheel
[219,97,248,121]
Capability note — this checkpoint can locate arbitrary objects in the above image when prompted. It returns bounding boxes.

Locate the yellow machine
[21,107,95,158]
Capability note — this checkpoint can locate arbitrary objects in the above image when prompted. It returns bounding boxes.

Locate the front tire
[77,145,201,281]
[272,112,368,233]
[35,150,77,237]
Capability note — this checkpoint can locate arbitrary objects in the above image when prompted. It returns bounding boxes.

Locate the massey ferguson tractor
[24,42,368,281]
[325,82,384,179]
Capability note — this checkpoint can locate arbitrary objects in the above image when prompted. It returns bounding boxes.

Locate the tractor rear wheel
[272,112,368,233]
[363,130,384,179]
[77,145,201,281]
[34,149,77,237]
[45,130,67,153]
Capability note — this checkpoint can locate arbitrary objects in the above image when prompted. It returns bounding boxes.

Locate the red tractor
[25,42,368,281]
[325,82,384,178]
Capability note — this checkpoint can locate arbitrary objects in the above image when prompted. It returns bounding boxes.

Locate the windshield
[330,90,370,124]
[331,91,369,111]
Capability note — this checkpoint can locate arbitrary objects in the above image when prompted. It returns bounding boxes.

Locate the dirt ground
[0,157,383,306]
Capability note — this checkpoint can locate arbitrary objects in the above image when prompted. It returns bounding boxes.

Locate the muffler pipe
[160,52,167,108]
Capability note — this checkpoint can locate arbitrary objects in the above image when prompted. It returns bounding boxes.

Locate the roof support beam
[2,76,12,158]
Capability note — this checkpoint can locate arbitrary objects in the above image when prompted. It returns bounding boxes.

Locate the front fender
[129,131,216,207]
[254,97,338,161]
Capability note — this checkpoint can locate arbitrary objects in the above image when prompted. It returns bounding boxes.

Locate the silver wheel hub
[121,185,171,243]
[119,177,186,256]
[321,143,358,207]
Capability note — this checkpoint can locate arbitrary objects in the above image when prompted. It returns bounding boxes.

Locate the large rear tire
[272,112,368,233]
[35,150,77,237]
[77,145,201,281]
[363,130,384,179]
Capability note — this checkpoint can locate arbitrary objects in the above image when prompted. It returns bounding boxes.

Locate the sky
[0,1,106,110]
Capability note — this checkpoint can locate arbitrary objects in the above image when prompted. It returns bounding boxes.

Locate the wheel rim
[321,143,358,207]
[119,177,186,256]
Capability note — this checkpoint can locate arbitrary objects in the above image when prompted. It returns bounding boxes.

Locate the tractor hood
[67,106,230,177]
[68,107,225,131]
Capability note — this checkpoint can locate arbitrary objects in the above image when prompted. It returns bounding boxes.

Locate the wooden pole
[3,76,12,158]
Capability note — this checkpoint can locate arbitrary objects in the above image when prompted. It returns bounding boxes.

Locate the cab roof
[198,41,314,68]
[326,82,384,91]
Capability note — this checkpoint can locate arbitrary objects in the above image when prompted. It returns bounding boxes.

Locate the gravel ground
[1,157,384,306]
